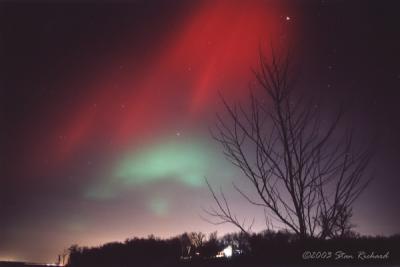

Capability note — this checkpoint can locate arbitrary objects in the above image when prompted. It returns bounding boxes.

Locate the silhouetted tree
[189,232,206,249]
[205,50,374,239]
[179,232,192,258]
[199,232,222,258]
[65,232,400,266]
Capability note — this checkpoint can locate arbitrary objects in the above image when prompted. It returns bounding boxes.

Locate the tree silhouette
[64,232,400,266]
[205,50,374,239]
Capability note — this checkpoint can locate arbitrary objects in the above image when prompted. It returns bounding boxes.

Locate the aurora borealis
[87,136,233,200]
[2,0,400,263]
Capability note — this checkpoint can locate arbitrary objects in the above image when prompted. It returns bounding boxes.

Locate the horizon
[2,229,399,265]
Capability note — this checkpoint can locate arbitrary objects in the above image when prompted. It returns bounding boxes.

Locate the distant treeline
[67,231,400,266]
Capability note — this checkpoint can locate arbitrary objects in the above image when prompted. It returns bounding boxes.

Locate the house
[215,245,233,258]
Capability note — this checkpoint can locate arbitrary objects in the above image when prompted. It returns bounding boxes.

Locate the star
[285,16,291,21]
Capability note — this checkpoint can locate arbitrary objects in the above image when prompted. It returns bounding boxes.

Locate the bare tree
[189,232,206,249]
[205,50,373,239]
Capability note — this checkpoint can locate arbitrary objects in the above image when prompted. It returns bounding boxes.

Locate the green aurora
[85,136,233,201]
[115,139,211,187]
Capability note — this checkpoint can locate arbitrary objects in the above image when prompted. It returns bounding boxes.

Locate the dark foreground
[1,262,400,267]
[67,233,400,267]
[0,263,59,267]
[3,234,399,267]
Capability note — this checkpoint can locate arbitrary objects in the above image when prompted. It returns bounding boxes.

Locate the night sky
[1,0,400,263]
